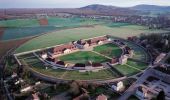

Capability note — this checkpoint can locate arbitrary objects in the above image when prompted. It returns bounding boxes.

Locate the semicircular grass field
[17,38,149,81]
[21,54,121,80]
[15,25,168,53]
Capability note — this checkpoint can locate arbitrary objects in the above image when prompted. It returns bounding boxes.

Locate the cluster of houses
[1,8,170,29]
[3,70,45,99]
[127,36,168,65]
[75,36,108,49]
[135,74,170,100]
[136,85,149,99]
[111,15,170,29]
[154,53,166,64]
[111,39,134,65]
[126,36,170,100]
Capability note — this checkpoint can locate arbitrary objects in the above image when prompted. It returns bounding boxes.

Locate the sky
[1,0,170,8]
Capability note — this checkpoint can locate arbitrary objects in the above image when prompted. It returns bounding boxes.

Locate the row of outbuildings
[39,36,134,72]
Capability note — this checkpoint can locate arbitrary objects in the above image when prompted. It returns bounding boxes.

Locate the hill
[80,4,139,15]
[80,4,170,15]
[131,4,170,12]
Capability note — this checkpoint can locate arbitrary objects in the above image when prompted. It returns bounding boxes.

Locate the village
[1,2,170,100]
[0,33,170,100]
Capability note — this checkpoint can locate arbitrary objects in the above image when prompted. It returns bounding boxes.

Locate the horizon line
[0,4,170,9]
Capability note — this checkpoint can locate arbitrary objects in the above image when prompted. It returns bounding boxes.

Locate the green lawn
[15,25,168,53]
[59,51,110,64]
[93,43,122,58]
[114,64,140,76]
[22,55,118,80]
[125,42,148,61]
[127,60,148,70]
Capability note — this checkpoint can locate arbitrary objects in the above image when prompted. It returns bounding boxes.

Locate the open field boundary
[14,35,108,56]
[23,60,127,84]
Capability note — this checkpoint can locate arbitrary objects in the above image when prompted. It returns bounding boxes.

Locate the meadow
[17,36,149,80]
[59,51,110,64]
[0,17,106,41]
[15,25,168,53]
[21,54,120,80]
[93,43,122,58]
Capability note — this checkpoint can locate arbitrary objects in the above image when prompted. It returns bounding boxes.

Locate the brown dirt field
[0,27,5,40]
[0,37,33,58]
[39,18,48,26]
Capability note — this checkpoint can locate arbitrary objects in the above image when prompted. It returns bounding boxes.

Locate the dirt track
[0,27,4,40]
[39,18,48,26]
[0,37,33,58]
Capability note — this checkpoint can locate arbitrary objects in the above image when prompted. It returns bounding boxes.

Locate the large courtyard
[59,43,122,64]
[16,36,149,81]
[93,43,122,58]
[59,51,110,64]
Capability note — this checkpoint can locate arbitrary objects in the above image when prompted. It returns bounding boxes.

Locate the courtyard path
[59,71,68,79]
[125,64,143,72]
[91,51,112,59]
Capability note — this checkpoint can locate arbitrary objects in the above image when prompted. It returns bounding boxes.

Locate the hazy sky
[1,0,170,8]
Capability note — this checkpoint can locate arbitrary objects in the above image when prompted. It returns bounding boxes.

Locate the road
[118,68,154,100]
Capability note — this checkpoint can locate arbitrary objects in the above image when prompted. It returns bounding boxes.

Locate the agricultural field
[1,26,57,40]
[47,17,106,27]
[21,54,119,80]
[93,43,122,58]
[0,19,40,27]
[15,25,168,53]
[59,51,110,64]
[0,17,107,41]
[106,22,131,27]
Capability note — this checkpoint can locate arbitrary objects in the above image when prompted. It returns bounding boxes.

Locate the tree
[157,90,165,100]
[68,81,81,97]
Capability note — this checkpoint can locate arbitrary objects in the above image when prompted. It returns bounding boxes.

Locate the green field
[2,26,58,40]
[0,17,105,28]
[59,51,110,64]
[0,17,106,40]
[18,50,148,80]
[0,19,39,27]
[47,17,106,27]
[21,54,119,80]
[15,25,168,53]
[114,64,140,76]
[127,60,147,70]
[125,42,148,61]
[93,43,122,58]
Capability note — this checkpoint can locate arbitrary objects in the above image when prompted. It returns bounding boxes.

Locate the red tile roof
[53,43,76,53]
